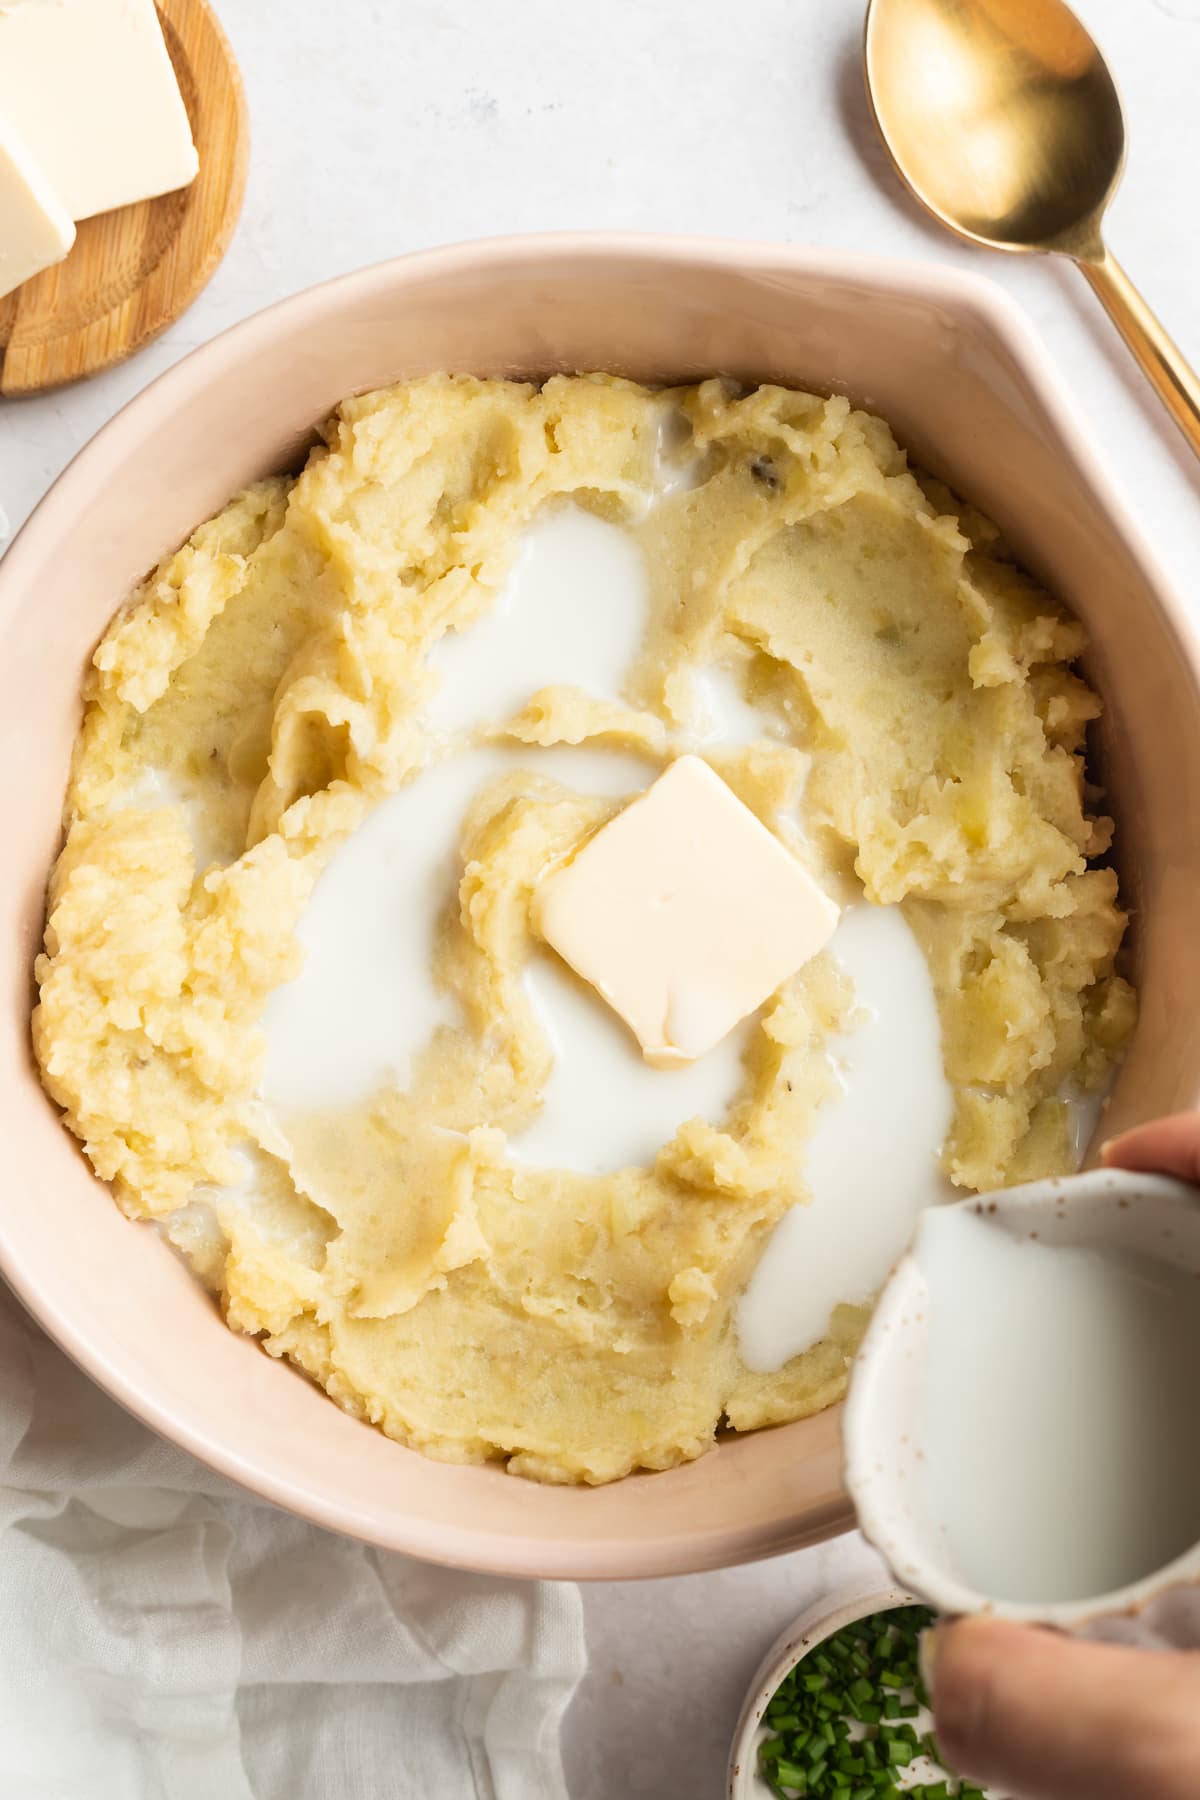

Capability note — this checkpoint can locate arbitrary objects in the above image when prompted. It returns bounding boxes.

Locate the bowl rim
[5,231,1200,1578]
[6,228,1200,688]
[727,1581,917,1799]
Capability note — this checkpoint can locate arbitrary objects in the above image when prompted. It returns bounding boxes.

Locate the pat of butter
[0,0,198,224]
[534,755,840,1067]
[0,114,73,300]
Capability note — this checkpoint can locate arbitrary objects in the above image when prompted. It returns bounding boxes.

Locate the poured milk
[265,502,657,1111]
[918,1210,1200,1604]
[261,743,655,1113]
[263,498,753,1165]
[115,765,227,871]
[1065,1078,1111,1163]
[426,505,652,736]
[736,906,955,1370]
[691,663,779,747]
[653,405,707,498]
[514,953,751,1174]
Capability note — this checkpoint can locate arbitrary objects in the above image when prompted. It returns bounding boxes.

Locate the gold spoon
[864,0,1200,459]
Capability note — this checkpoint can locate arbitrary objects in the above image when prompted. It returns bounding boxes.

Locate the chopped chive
[753,1603,1013,1800]
[775,1760,809,1786]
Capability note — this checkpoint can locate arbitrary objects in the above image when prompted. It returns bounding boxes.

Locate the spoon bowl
[865,0,1123,255]
[844,1167,1200,1634]
[864,0,1200,457]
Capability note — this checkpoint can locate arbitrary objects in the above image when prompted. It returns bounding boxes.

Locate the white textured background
[3,1,1198,1795]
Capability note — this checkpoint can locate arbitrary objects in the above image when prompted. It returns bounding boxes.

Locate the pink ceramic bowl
[3,236,1199,1579]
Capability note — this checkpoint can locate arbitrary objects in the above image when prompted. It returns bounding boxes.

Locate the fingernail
[1099,1136,1116,1163]
[919,1624,942,1699]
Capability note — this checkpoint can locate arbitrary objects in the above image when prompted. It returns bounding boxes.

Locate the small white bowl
[727,1583,914,1800]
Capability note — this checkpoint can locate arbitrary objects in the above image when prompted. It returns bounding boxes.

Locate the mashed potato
[33,375,1134,1483]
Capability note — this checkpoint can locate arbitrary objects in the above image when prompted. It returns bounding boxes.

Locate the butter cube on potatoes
[0,0,198,225]
[534,754,840,1067]
[0,114,74,300]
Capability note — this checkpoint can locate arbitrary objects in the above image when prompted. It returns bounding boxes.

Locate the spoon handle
[1077,248,1200,461]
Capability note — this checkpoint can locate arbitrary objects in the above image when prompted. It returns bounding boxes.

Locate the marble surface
[3,0,1199,1795]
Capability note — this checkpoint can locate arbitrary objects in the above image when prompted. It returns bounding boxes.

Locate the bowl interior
[2,238,1199,1577]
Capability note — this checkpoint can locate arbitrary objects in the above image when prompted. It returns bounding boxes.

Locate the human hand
[921,1111,1200,1800]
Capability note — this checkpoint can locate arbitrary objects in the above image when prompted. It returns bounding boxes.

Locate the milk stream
[261,742,656,1115]
[736,905,955,1370]
[425,505,651,737]
[515,953,751,1174]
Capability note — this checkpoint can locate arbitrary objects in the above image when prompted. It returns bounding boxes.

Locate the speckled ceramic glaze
[728,1584,914,1799]
[2,236,1200,1577]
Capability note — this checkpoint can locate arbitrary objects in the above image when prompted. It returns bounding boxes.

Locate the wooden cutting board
[0,0,248,395]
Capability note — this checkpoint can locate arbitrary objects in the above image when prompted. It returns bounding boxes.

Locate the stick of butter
[534,754,841,1068]
[0,0,198,224]
[0,113,74,300]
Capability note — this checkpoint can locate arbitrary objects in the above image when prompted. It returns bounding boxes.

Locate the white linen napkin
[0,1282,587,1799]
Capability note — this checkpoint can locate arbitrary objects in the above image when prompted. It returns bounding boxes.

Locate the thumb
[926,1617,1200,1800]
[1101,1111,1200,1183]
